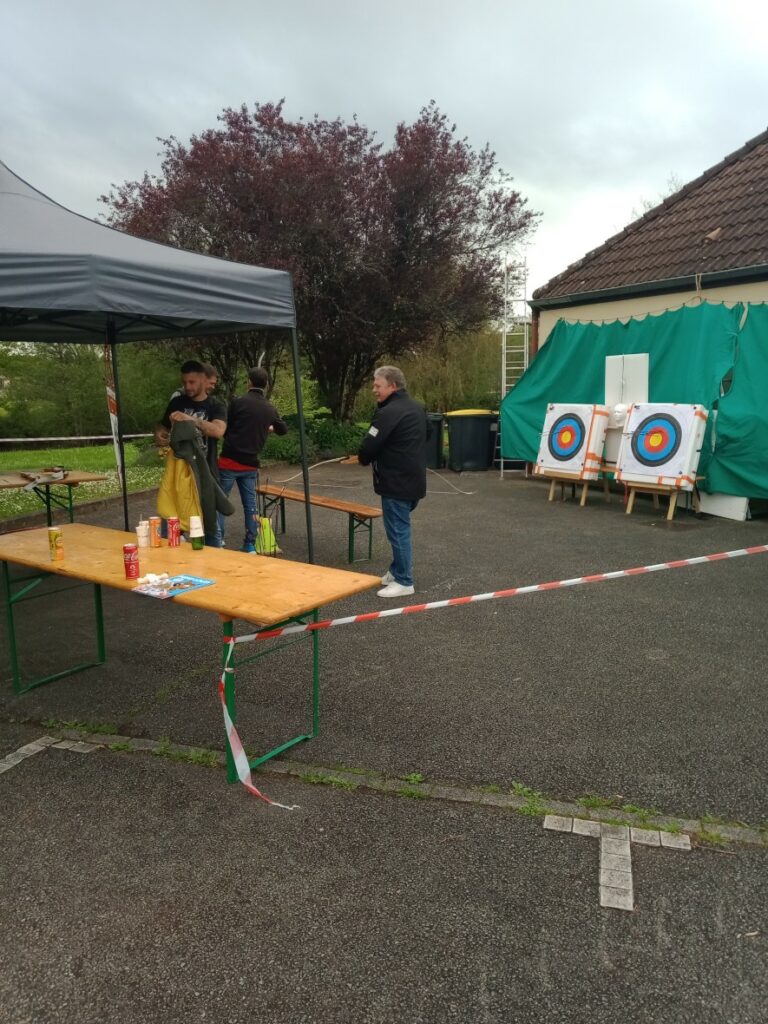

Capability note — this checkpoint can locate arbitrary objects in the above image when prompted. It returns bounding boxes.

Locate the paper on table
[133,574,214,600]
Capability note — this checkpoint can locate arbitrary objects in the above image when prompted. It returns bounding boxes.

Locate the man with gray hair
[358,365,428,598]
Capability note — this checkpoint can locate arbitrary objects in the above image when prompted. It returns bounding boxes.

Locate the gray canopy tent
[0,159,315,559]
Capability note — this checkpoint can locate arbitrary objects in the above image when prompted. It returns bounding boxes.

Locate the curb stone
[11,725,768,847]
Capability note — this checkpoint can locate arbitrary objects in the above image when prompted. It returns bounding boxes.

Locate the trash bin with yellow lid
[445,410,498,472]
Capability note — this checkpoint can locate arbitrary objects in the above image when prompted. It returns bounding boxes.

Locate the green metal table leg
[235,608,321,775]
[43,486,53,526]
[222,618,237,783]
[311,608,320,737]
[1,563,108,694]
[94,584,106,664]
[348,515,373,563]
[2,562,22,689]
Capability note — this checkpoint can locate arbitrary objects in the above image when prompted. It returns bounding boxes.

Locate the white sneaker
[377,581,415,598]
[380,570,395,585]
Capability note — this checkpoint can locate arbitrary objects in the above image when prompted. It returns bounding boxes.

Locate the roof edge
[533,126,768,302]
[529,262,768,311]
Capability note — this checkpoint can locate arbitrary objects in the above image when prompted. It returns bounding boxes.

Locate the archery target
[616,403,708,489]
[535,404,610,479]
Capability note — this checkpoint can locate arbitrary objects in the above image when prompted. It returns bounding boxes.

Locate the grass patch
[398,786,428,799]
[578,793,621,810]
[510,781,546,816]
[479,784,501,794]
[108,741,132,752]
[41,717,118,736]
[401,772,426,785]
[298,772,358,791]
[696,829,730,847]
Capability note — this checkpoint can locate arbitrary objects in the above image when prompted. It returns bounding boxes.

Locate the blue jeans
[381,496,418,586]
[218,468,259,548]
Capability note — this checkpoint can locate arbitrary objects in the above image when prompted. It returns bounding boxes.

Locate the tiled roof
[532,128,768,304]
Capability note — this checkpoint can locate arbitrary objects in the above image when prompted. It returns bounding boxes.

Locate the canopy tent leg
[105,318,130,531]
[290,326,315,564]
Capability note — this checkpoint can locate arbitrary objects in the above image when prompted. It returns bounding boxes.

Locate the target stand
[616,403,708,520]
[624,480,703,521]
[534,404,611,505]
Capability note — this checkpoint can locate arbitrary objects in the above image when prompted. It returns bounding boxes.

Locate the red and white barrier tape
[236,544,768,645]
[222,541,768,805]
[219,642,298,810]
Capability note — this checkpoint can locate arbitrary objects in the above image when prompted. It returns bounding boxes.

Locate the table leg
[348,515,373,563]
[1,565,106,694]
[221,610,321,782]
[221,617,237,783]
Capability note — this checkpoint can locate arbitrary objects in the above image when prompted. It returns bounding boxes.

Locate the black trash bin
[445,410,498,471]
[425,413,444,469]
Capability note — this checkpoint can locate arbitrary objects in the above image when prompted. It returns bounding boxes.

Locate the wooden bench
[257,484,382,563]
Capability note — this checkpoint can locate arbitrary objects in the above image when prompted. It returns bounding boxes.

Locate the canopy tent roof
[0,159,296,342]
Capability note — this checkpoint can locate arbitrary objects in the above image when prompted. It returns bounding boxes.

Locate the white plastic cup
[136,521,150,548]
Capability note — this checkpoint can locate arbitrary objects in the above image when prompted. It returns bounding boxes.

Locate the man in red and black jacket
[358,365,427,598]
[218,367,287,553]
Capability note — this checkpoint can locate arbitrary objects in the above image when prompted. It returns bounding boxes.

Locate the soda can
[167,516,181,548]
[48,526,64,562]
[148,515,162,548]
[123,543,140,579]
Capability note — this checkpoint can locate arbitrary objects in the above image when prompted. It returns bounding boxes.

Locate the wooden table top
[0,471,108,489]
[0,524,380,627]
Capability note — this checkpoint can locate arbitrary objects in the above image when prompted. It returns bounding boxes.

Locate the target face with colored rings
[630,414,682,466]
[548,414,586,461]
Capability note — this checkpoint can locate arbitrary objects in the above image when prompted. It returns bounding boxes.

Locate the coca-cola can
[123,543,140,579]
[167,516,181,548]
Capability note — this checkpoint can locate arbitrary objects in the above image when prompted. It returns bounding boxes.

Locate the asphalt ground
[1,464,767,1021]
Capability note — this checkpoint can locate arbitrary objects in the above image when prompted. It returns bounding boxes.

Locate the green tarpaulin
[501,301,768,497]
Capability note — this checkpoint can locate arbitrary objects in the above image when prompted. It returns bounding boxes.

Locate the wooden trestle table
[0,471,109,525]
[0,524,379,783]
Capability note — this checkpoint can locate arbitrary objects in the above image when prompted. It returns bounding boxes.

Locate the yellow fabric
[156,453,202,532]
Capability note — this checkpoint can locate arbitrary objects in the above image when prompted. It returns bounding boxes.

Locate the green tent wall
[500,301,768,498]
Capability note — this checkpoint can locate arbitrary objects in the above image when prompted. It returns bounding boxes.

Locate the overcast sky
[2,0,767,297]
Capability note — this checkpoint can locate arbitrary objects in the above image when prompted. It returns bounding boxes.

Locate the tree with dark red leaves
[103,101,537,419]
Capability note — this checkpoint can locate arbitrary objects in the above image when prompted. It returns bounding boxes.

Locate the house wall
[536,280,768,347]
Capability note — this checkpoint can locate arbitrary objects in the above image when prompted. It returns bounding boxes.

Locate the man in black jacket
[358,365,427,598]
[218,367,287,552]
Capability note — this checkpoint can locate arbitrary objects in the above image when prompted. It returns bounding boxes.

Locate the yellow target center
[649,431,663,449]
[561,430,572,444]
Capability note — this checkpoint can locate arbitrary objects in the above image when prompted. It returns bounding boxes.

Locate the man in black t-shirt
[155,360,227,545]
[156,360,227,479]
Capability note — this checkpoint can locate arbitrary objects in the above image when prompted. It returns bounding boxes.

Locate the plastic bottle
[136,520,150,548]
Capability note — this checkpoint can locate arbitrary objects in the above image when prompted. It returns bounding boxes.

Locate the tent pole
[290,327,314,563]
[106,319,130,531]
